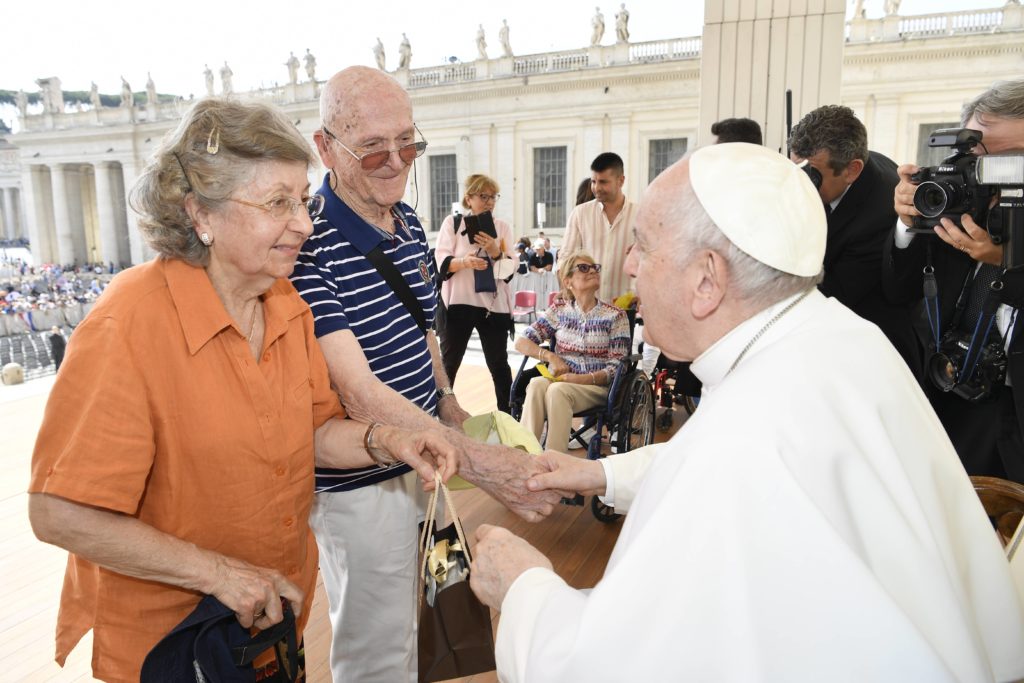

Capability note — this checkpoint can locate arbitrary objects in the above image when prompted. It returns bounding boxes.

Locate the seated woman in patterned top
[514,250,630,453]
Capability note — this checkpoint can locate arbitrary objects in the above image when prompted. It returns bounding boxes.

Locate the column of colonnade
[0,187,23,240]
[16,160,138,267]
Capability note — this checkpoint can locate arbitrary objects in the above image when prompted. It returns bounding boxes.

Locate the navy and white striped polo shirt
[290,175,438,493]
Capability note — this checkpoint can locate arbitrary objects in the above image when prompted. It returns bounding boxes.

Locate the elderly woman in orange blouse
[27,99,456,683]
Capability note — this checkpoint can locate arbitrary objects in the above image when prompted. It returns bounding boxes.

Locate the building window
[429,154,459,232]
[649,138,688,183]
[533,146,567,228]
[916,123,960,167]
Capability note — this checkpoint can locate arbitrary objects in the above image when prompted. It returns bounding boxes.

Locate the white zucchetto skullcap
[688,142,826,277]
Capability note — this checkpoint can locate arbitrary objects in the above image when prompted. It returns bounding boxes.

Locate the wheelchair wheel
[616,372,655,453]
[591,495,621,524]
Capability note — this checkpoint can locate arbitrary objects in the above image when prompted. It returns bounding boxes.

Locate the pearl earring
[200,232,213,246]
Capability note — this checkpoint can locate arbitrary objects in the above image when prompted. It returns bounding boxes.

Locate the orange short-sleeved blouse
[29,258,344,683]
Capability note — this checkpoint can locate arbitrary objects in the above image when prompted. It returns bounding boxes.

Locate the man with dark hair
[789,104,920,376]
[711,117,762,145]
[886,78,1024,483]
[562,152,635,302]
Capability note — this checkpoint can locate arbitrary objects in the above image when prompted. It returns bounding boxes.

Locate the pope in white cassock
[469,143,1024,682]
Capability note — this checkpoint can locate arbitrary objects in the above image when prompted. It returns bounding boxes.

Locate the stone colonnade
[0,187,26,241]
[18,160,144,267]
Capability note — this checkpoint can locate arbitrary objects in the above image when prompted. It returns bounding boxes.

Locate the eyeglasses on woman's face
[229,193,324,220]
[475,193,500,203]
[574,262,602,274]
[321,123,428,171]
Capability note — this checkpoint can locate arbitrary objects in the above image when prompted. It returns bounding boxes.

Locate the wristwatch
[436,386,456,401]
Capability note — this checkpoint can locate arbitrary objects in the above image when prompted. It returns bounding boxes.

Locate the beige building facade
[6,2,1024,266]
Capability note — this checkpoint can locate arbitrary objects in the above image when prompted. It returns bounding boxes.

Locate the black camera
[926,328,1007,403]
[910,128,1024,270]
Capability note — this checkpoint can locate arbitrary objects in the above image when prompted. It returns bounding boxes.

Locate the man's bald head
[320,66,411,133]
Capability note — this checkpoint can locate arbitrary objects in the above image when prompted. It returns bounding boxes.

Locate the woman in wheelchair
[513,250,630,453]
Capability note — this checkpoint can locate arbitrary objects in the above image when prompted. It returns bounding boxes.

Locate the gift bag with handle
[418,474,496,682]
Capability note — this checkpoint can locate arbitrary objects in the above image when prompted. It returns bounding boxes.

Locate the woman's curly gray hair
[130,98,315,265]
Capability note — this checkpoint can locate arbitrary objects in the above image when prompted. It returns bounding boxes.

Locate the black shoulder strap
[454,213,463,233]
[364,246,429,336]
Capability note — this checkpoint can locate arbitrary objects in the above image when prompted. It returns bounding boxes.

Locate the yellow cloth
[447,411,543,490]
[535,363,561,382]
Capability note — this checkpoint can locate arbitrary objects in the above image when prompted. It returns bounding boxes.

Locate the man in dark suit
[885,79,1024,483]
[789,105,921,377]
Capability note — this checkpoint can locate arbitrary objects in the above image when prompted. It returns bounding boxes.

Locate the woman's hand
[373,424,460,486]
[546,353,571,377]
[473,233,502,260]
[461,255,489,271]
[205,554,305,630]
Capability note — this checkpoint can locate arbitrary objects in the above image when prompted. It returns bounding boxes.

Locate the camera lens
[927,352,959,391]
[914,181,957,218]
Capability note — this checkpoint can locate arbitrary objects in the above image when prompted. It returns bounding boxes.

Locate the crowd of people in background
[0,260,115,329]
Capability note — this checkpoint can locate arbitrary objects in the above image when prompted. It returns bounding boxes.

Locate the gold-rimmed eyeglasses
[228,194,324,220]
[321,124,428,171]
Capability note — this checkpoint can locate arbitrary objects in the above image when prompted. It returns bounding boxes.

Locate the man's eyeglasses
[322,124,428,171]
[229,194,324,219]
[574,263,602,274]
[475,193,500,202]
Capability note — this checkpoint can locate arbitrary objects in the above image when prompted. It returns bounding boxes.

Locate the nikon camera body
[909,128,1024,270]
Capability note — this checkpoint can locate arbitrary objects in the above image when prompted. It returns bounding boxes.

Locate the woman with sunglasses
[27,98,454,683]
[435,173,516,412]
[514,250,630,453]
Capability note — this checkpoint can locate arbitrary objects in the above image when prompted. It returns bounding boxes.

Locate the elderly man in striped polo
[290,65,561,683]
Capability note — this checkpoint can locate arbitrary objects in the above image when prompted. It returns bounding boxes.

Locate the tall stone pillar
[49,164,88,265]
[0,188,14,239]
[93,162,121,265]
[20,165,56,264]
[699,0,846,153]
[120,159,148,264]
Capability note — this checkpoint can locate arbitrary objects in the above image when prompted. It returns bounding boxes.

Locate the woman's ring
[254,608,265,619]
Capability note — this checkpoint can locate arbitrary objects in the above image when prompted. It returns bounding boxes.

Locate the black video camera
[909,128,1024,270]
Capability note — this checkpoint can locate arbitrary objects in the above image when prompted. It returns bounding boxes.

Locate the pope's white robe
[496,290,1024,682]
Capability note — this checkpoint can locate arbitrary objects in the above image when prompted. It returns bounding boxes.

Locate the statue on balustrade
[89,82,101,109]
[220,62,233,95]
[146,73,157,107]
[15,90,28,118]
[398,33,412,69]
[615,3,630,43]
[591,7,605,46]
[304,49,317,81]
[373,38,386,70]
[203,64,214,97]
[884,0,901,15]
[499,19,513,57]
[476,24,488,60]
[285,52,300,85]
[120,77,133,108]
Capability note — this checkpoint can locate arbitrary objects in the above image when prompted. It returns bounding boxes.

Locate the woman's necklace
[246,300,260,345]
[726,289,812,376]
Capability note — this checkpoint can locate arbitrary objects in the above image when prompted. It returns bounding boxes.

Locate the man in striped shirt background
[290,65,561,683]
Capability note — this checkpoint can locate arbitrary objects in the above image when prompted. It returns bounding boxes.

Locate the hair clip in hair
[206,128,220,155]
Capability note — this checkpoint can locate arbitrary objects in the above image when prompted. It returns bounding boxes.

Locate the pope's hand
[527,450,607,497]
[470,524,553,610]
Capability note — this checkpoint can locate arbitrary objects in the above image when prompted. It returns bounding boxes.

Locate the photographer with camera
[789,106,922,377]
[885,79,1024,483]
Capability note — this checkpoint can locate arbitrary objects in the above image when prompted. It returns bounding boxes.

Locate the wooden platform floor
[2,362,683,682]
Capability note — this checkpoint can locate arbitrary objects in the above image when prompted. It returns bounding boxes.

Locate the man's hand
[203,554,304,630]
[894,163,921,228]
[374,425,459,486]
[459,444,562,522]
[437,395,471,430]
[470,524,553,610]
[527,450,608,497]
[935,214,1004,266]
